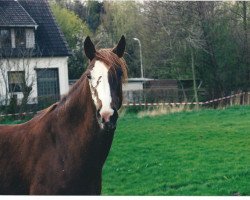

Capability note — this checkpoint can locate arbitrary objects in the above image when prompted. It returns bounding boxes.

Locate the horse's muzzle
[97,109,118,132]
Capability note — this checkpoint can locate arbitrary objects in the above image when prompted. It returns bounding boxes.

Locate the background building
[0,0,71,106]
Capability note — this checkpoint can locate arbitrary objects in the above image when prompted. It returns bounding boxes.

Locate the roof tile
[0,0,37,27]
[0,0,71,57]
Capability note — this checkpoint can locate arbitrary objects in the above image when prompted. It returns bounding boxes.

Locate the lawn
[102,106,250,195]
[1,106,249,195]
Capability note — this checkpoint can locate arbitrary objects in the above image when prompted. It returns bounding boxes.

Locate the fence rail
[0,91,249,118]
[122,92,250,106]
[123,88,204,103]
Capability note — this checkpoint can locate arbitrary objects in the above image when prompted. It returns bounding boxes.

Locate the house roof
[19,0,71,57]
[0,0,37,27]
[0,0,71,57]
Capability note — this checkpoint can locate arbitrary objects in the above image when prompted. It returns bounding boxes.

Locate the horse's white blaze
[89,60,114,120]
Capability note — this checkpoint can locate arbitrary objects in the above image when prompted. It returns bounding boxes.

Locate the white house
[0,0,71,105]
[122,78,153,103]
[122,78,154,92]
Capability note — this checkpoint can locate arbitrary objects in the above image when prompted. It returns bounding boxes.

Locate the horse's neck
[56,77,113,166]
[34,77,114,171]
[61,77,98,131]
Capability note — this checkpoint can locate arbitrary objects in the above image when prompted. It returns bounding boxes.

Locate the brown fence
[0,91,249,118]
[123,88,206,104]
[123,92,250,107]
[229,92,250,106]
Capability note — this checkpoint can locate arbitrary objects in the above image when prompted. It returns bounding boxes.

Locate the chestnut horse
[0,36,127,195]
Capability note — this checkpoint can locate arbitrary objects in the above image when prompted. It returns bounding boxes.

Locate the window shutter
[26,29,35,49]
[11,29,15,48]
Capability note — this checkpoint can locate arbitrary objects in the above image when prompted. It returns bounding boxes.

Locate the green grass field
[102,106,250,195]
[1,106,249,195]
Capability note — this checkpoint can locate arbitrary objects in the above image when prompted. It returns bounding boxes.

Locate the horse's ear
[84,36,96,61]
[113,35,126,58]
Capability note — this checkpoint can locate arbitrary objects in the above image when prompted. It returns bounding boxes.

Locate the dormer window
[0,28,11,48]
[15,28,26,48]
[0,28,35,49]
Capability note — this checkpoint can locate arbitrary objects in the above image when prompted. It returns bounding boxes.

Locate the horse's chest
[81,132,114,167]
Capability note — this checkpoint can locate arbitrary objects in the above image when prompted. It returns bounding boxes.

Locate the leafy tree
[70,0,87,22]
[100,1,145,78]
[195,2,249,97]
[51,1,249,99]
[143,1,249,98]
[51,4,92,79]
[86,1,103,33]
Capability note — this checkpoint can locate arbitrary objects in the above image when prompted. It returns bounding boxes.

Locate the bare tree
[0,47,51,114]
[143,2,208,105]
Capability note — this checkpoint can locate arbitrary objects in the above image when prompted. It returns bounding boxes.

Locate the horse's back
[0,123,26,135]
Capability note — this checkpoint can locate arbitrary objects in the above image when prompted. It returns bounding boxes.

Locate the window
[36,69,60,98]
[0,29,11,48]
[8,71,25,92]
[15,28,26,48]
[36,69,60,105]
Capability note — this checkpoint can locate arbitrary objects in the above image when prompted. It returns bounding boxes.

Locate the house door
[36,68,60,107]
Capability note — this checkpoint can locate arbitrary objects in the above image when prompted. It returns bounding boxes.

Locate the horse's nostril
[101,117,105,123]
[101,112,112,123]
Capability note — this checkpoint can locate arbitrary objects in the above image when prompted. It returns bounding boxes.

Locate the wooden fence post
[248,92,250,105]
[242,93,245,105]
[230,91,234,106]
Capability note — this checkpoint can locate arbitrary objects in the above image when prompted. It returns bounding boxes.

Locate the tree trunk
[197,2,223,99]
[191,47,199,109]
[242,1,249,92]
[19,84,32,115]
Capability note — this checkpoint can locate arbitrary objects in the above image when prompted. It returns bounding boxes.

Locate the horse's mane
[94,48,128,82]
[33,48,127,120]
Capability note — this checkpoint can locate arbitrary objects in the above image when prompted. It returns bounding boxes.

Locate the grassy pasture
[1,106,249,195]
[102,106,250,195]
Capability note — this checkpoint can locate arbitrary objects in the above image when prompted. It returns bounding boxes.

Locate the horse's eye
[87,74,92,80]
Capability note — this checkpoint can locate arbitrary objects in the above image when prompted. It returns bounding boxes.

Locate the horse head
[84,36,127,131]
